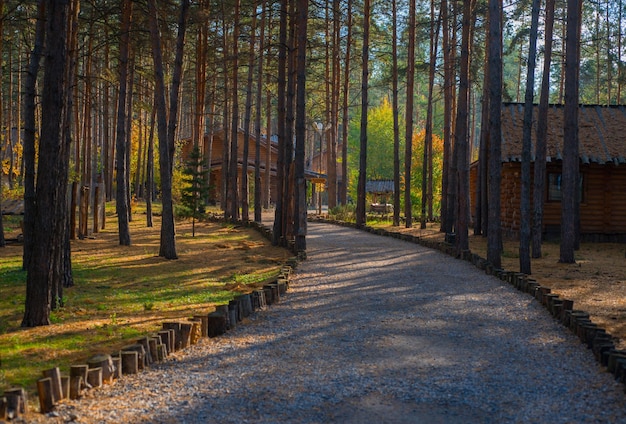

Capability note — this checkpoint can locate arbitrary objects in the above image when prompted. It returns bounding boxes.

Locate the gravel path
[44,222,626,423]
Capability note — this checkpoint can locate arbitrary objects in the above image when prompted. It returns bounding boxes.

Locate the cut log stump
[163,323,182,351]
[148,337,160,362]
[4,387,27,419]
[60,376,70,400]
[158,330,172,355]
[70,365,90,389]
[215,305,230,330]
[37,378,55,414]
[137,337,153,365]
[87,367,103,388]
[120,350,139,375]
[179,323,193,348]
[69,376,83,400]
[252,290,267,311]
[112,356,122,379]
[192,315,209,337]
[41,367,63,403]
[208,312,227,338]
[87,354,116,384]
[122,344,147,369]
[0,396,6,420]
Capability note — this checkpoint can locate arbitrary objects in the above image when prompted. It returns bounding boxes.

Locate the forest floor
[0,206,290,401]
[381,221,626,350]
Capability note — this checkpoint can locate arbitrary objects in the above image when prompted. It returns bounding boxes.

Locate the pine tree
[181,147,209,237]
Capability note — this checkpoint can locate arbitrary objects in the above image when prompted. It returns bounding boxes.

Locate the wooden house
[470,103,626,241]
[182,128,279,205]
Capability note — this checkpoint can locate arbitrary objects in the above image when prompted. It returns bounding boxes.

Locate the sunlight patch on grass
[0,207,290,399]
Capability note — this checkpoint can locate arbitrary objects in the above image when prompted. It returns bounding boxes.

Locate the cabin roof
[365,180,394,194]
[501,103,626,165]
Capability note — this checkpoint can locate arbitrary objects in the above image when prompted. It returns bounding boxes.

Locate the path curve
[45,222,626,423]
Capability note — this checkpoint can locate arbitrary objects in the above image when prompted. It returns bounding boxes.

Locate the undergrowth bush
[329,204,355,222]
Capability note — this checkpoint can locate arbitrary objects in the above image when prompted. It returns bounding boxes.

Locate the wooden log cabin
[470,103,626,242]
[182,128,280,205]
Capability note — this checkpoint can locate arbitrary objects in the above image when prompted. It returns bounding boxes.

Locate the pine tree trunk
[423,1,440,229]
[532,0,555,258]
[227,0,241,222]
[392,0,400,227]
[487,0,503,269]
[115,0,132,246]
[560,0,582,263]
[519,0,541,274]
[23,0,72,327]
[242,0,257,223]
[294,0,308,253]
[254,0,266,223]
[355,0,370,228]
[404,0,416,228]
[272,0,288,243]
[22,0,46,271]
[340,0,352,206]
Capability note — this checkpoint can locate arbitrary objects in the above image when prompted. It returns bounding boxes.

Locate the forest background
[0,0,620,339]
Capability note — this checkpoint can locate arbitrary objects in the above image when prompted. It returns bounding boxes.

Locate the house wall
[470,162,626,241]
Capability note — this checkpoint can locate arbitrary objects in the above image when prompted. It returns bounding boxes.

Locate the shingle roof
[500,103,626,165]
[365,180,394,193]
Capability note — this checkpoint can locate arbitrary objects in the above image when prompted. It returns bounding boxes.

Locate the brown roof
[500,103,626,165]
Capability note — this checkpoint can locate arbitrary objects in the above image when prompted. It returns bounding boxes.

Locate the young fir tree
[181,146,209,237]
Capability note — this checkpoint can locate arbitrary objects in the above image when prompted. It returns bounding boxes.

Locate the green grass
[0,203,290,402]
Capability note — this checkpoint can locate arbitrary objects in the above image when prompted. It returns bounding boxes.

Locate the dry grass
[0,206,289,399]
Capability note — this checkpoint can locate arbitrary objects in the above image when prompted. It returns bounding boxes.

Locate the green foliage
[329,204,356,222]
[179,146,210,225]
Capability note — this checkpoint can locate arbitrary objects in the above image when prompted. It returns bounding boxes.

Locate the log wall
[470,162,626,240]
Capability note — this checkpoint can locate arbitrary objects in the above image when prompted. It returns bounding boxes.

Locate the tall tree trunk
[340,0,352,206]
[560,0,582,263]
[125,53,135,223]
[519,0,541,274]
[618,0,623,104]
[282,0,296,241]
[242,0,257,223]
[532,0,556,258]
[440,0,454,234]
[0,0,5,248]
[327,0,340,210]
[293,0,308,253]
[115,0,132,246]
[422,1,440,229]
[23,0,46,270]
[272,0,288,243]
[454,0,474,254]
[227,0,241,222]
[355,0,370,228]
[23,0,71,327]
[487,0,503,269]
[254,0,266,223]
[264,89,272,209]
[220,17,230,211]
[404,0,416,228]
[392,0,400,227]
[148,0,189,259]
[103,19,112,202]
[146,103,156,228]
[476,18,490,237]
[60,0,79,292]
[79,23,94,239]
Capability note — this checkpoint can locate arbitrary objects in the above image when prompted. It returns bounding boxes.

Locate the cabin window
[547,173,584,202]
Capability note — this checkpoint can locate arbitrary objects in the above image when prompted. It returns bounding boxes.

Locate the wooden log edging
[312,216,626,392]
[20,215,296,415]
[29,258,295,415]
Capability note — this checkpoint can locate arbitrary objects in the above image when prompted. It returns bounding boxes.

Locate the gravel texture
[35,222,626,423]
